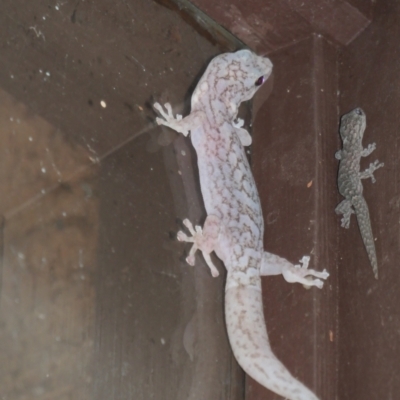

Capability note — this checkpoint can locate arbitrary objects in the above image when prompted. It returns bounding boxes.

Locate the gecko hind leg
[281,256,330,289]
[261,252,329,289]
[177,216,220,277]
[359,159,384,183]
[335,199,355,228]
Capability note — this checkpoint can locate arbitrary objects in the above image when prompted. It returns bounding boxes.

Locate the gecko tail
[352,195,379,278]
[225,285,319,400]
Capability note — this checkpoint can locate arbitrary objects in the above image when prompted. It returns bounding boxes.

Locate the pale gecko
[154,49,329,400]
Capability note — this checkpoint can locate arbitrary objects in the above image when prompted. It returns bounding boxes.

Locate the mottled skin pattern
[154,50,329,400]
[335,108,384,279]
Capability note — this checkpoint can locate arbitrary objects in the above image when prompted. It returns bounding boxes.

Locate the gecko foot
[359,159,384,183]
[154,102,188,136]
[154,102,182,122]
[340,213,354,229]
[282,256,329,289]
[177,218,220,277]
[335,199,355,229]
[232,118,244,128]
[177,219,198,265]
[361,142,376,157]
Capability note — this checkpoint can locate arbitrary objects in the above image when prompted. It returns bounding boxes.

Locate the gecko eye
[255,76,265,86]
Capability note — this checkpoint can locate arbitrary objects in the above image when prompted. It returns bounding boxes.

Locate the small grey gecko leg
[335,199,355,228]
[260,252,329,289]
[361,142,376,157]
[177,216,221,277]
[154,102,205,136]
[232,118,252,146]
[335,150,342,160]
[359,160,384,183]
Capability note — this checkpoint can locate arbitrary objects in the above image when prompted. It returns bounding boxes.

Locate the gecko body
[335,108,384,278]
[154,50,329,400]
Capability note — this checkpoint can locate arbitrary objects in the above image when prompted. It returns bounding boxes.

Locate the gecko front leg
[232,118,252,146]
[154,102,205,137]
[361,142,376,157]
[177,215,221,277]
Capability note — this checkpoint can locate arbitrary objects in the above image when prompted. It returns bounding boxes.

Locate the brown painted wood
[191,0,371,53]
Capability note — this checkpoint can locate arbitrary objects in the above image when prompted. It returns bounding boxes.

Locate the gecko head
[228,50,273,102]
[339,107,366,141]
[197,50,273,114]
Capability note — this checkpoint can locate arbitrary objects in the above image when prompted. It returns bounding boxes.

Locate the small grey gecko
[154,50,329,400]
[335,108,384,278]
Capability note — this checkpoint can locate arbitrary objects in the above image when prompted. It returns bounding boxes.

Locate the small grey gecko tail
[352,195,378,278]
